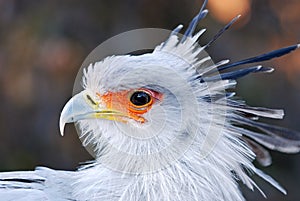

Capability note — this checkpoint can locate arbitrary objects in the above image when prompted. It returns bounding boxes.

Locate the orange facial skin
[97,88,163,123]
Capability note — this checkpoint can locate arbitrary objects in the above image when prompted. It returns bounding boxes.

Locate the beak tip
[59,119,65,136]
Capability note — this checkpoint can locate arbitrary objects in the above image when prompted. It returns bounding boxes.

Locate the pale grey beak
[59,90,98,136]
[59,90,126,136]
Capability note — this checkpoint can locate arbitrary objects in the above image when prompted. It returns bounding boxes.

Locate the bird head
[59,37,225,173]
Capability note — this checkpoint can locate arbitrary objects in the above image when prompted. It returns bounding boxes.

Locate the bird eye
[130,91,152,107]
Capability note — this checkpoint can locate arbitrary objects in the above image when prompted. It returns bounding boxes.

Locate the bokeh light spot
[207,0,251,27]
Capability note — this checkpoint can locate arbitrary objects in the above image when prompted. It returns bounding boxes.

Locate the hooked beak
[59,90,125,136]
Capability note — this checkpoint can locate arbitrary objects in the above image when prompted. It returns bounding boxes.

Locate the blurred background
[0,0,299,200]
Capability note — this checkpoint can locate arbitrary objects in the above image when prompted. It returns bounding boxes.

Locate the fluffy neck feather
[72,121,256,201]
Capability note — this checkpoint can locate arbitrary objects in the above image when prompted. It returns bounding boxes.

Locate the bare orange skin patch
[97,88,163,123]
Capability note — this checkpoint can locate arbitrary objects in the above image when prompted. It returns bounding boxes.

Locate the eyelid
[139,88,163,102]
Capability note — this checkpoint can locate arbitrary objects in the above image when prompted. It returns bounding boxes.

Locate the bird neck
[72,149,246,201]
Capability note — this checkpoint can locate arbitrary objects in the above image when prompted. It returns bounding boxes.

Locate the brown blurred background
[0,0,299,200]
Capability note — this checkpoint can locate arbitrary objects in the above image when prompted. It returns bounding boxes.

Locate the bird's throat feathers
[73,127,255,201]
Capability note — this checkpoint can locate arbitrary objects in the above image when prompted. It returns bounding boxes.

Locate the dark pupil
[130,91,150,106]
